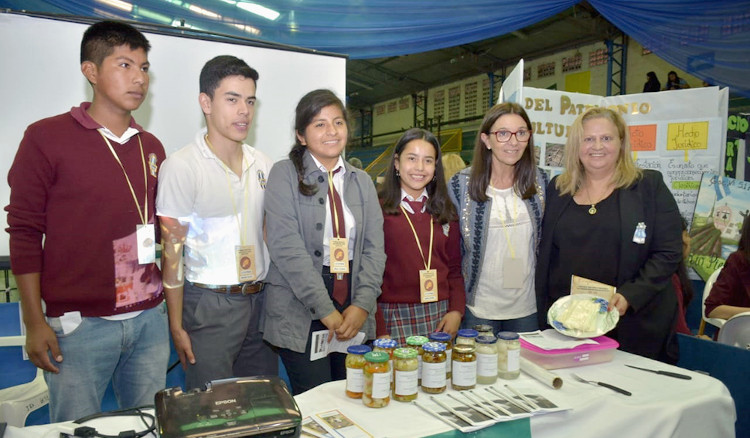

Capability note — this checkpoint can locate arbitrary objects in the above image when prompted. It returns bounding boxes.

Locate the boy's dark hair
[81,20,151,65]
[200,55,259,99]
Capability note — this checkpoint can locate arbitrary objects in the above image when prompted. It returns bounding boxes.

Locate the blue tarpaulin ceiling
[1,0,749,97]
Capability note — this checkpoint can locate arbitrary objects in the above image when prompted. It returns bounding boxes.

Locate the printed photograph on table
[688,173,750,280]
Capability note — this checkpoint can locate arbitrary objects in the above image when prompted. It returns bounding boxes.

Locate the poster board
[0,12,346,255]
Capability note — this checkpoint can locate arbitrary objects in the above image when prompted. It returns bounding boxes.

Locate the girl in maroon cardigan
[375,128,466,345]
[705,215,750,320]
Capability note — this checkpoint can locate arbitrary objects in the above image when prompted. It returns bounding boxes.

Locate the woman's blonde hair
[556,107,642,195]
[441,152,466,183]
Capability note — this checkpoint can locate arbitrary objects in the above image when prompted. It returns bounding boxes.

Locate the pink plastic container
[520,336,619,370]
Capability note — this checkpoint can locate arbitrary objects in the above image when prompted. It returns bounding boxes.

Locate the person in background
[6,21,168,421]
[535,107,682,363]
[347,156,364,169]
[448,103,548,333]
[643,71,661,93]
[263,89,385,395]
[376,128,466,344]
[672,217,695,335]
[441,152,467,184]
[157,55,277,390]
[705,216,750,320]
[665,71,690,90]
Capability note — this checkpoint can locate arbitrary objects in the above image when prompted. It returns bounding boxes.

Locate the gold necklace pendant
[589,205,597,215]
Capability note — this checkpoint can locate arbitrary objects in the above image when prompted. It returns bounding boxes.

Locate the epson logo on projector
[215,399,237,405]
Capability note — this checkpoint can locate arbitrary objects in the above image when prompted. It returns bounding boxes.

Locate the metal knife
[626,364,692,380]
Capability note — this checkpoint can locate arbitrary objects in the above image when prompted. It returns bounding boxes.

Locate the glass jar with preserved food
[420,341,447,394]
[428,332,453,379]
[496,331,521,380]
[392,348,419,402]
[475,335,498,385]
[373,338,398,387]
[456,328,479,346]
[406,335,429,385]
[345,344,372,398]
[363,351,391,408]
[472,324,494,338]
[451,344,477,390]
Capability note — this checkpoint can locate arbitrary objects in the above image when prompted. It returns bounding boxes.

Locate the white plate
[547,294,619,338]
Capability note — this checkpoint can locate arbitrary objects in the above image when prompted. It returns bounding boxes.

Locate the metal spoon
[571,373,632,396]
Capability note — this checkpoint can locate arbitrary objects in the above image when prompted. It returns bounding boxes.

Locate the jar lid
[473,324,494,333]
[393,347,418,359]
[457,329,479,339]
[496,331,520,340]
[453,344,476,354]
[406,335,429,346]
[476,335,497,344]
[428,331,451,342]
[364,351,390,363]
[347,344,372,355]
[373,338,398,349]
[422,341,447,352]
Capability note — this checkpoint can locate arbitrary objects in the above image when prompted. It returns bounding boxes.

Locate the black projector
[155,376,301,438]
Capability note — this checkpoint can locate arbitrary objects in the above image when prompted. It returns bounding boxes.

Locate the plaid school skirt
[378,300,449,346]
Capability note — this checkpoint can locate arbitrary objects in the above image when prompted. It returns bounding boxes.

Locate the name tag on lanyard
[137,224,156,264]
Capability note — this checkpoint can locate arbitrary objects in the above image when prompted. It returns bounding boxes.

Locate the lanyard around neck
[205,135,250,245]
[99,131,148,225]
[399,205,433,270]
[328,169,343,238]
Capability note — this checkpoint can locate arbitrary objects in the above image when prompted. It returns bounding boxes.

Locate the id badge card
[136,224,156,264]
[632,222,647,244]
[503,257,525,289]
[330,237,350,274]
[235,245,257,282]
[419,269,438,303]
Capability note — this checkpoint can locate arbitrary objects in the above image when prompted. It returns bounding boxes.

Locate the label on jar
[371,372,391,399]
[476,352,498,377]
[346,368,364,392]
[452,360,477,386]
[395,370,418,396]
[508,348,520,372]
[418,355,423,379]
[446,348,452,373]
[421,362,447,388]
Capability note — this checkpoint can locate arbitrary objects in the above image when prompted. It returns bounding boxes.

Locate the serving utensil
[625,364,692,380]
[571,373,632,396]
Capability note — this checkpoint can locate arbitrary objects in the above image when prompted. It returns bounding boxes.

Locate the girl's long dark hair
[289,89,348,196]
[468,102,537,202]
[379,128,456,224]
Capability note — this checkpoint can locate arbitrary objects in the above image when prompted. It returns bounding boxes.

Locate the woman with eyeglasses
[448,102,548,333]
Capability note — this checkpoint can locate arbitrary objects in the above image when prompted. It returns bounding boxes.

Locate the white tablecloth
[293,350,736,438]
[6,350,735,438]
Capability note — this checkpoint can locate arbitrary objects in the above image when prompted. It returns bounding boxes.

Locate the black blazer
[535,170,682,361]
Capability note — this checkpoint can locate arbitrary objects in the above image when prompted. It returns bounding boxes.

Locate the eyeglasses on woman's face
[488,129,531,143]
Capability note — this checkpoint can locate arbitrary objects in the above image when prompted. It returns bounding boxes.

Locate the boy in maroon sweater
[5,21,168,422]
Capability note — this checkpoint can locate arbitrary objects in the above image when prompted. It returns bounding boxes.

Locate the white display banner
[500,66,728,223]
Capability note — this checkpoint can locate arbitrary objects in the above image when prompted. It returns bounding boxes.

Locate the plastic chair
[717,311,750,350]
[0,332,50,427]
[698,267,726,336]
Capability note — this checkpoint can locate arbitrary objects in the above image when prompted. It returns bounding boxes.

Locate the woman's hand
[436,311,462,337]
[609,293,629,316]
[336,305,369,340]
[320,309,343,342]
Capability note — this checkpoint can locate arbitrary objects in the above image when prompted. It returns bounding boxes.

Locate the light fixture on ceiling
[188,4,221,19]
[96,0,132,12]
[236,2,280,21]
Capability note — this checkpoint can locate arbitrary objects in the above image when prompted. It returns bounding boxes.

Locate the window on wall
[481,77,491,111]
[464,81,478,117]
[399,97,410,110]
[433,89,445,119]
[448,86,461,120]
[537,62,556,78]
[387,101,397,113]
[523,67,531,81]
[561,53,582,72]
[376,104,385,116]
[589,48,608,67]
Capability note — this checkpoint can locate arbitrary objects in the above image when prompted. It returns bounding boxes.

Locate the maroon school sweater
[375,206,466,336]
[6,103,165,317]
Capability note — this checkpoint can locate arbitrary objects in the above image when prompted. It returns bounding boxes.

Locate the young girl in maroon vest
[375,128,466,345]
